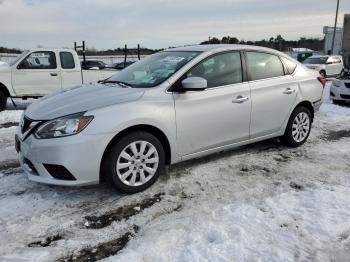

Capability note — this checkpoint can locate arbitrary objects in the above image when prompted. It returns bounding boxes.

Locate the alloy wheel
[292,112,310,142]
[116,140,159,187]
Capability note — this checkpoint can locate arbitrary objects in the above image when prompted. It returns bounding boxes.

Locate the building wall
[323,26,343,55]
[343,14,350,52]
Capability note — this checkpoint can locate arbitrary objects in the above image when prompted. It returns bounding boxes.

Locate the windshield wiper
[100,80,133,88]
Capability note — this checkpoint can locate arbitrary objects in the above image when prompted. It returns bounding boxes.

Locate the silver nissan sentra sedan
[16,45,324,193]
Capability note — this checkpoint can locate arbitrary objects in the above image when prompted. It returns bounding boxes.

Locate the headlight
[34,113,93,139]
[332,79,341,87]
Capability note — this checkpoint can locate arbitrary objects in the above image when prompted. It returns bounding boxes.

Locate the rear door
[12,51,61,96]
[59,51,82,89]
[246,51,297,138]
[173,51,251,157]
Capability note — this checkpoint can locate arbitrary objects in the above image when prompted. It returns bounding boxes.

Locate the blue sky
[0,0,349,49]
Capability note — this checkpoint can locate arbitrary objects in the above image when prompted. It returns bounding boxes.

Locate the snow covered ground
[0,85,350,262]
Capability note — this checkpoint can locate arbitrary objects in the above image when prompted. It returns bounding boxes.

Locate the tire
[102,131,165,194]
[319,70,326,77]
[0,91,7,111]
[332,99,344,105]
[282,106,312,147]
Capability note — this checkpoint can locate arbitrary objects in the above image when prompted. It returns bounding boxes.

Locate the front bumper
[16,131,113,186]
[330,83,350,101]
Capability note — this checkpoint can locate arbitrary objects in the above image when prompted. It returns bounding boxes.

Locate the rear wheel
[102,131,165,194]
[282,106,312,147]
[0,91,7,111]
[319,70,326,77]
[332,99,344,105]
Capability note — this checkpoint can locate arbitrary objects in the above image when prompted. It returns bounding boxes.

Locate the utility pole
[331,0,340,54]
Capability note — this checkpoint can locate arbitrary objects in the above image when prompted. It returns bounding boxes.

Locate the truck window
[60,52,75,69]
[18,51,57,69]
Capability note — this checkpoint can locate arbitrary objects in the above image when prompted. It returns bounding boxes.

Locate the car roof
[165,44,286,56]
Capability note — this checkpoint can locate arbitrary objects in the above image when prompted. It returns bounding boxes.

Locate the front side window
[107,51,200,88]
[246,52,284,81]
[60,52,75,69]
[186,52,242,88]
[18,51,57,69]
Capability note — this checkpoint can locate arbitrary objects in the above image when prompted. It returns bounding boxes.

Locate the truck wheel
[102,131,165,194]
[0,91,7,111]
[282,106,312,147]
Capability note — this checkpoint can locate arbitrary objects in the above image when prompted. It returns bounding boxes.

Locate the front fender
[0,68,15,96]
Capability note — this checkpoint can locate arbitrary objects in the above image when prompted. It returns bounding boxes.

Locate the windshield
[303,56,328,65]
[9,50,30,66]
[107,51,200,88]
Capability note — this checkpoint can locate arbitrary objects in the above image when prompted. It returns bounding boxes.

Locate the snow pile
[105,186,350,262]
[0,110,22,124]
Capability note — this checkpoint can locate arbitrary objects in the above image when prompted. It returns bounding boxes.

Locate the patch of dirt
[58,225,139,262]
[322,129,350,142]
[0,122,19,129]
[289,182,304,191]
[0,159,20,172]
[84,193,164,229]
[240,164,276,174]
[28,234,63,247]
[338,231,350,242]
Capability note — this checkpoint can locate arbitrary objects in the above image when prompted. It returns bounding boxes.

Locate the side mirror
[181,77,207,91]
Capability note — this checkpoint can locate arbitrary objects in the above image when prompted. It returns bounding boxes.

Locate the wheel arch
[0,82,10,97]
[99,124,172,182]
[293,100,314,122]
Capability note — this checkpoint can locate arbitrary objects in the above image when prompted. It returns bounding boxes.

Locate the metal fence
[0,53,18,63]
[0,53,148,65]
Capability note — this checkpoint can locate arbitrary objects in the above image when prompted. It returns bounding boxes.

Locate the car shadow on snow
[168,138,287,176]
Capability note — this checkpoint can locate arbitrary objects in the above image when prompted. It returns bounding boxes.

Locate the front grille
[21,116,32,133]
[340,94,350,99]
[43,164,77,181]
[345,83,350,88]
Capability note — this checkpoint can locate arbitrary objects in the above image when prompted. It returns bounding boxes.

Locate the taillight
[317,76,326,89]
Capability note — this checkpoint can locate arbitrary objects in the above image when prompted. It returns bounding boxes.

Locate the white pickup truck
[0,49,118,111]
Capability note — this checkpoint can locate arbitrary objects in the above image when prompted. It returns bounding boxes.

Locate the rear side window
[187,52,242,88]
[60,52,75,69]
[246,52,284,81]
[281,57,297,74]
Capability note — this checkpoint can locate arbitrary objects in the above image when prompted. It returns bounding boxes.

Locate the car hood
[0,64,10,72]
[25,84,145,120]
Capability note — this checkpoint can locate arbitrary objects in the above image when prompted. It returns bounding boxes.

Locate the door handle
[283,88,296,94]
[232,95,249,104]
[50,73,58,76]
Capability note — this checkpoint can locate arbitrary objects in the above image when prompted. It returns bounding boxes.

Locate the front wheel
[319,70,326,77]
[102,131,165,194]
[0,91,7,111]
[282,106,312,147]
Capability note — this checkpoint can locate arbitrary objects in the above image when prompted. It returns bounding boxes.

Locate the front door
[12,51,61,96]
[173,51,251,157]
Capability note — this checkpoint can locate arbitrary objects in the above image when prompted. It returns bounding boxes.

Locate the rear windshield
[303,57,328,65]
